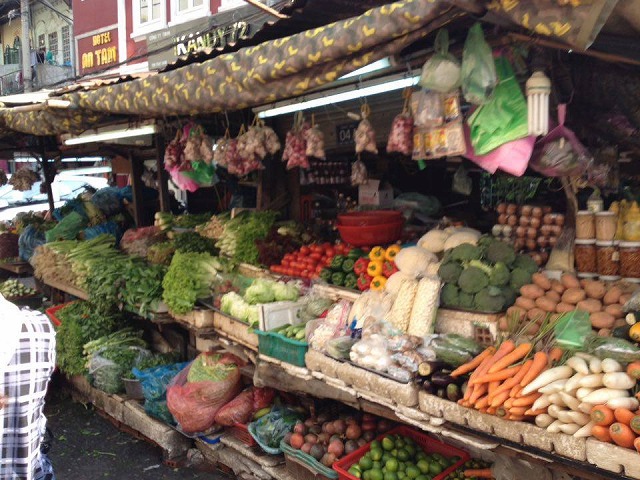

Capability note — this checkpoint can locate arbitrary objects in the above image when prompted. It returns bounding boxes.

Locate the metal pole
[40,139,55,214]
[21,0,32,92]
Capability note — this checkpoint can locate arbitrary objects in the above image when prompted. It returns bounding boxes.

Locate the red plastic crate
[227,423,257,447]
[333,426,469,480]
[45,302,75,327]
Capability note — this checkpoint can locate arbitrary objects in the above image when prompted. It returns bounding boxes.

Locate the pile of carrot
[590,404,640,453]
[451,339,563,421]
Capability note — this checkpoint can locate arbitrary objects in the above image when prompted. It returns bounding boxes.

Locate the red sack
[214,388,255,426]
[253,387,275,411]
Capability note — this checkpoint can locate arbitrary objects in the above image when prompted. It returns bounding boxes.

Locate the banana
[253,407,271,420]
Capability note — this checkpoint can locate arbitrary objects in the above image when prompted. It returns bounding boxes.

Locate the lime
[405,466,420,479]
[415,476,429,480]
[370,468,384,480]
[363,470,371,480]
[371,441,382,451]
[397,449,410,462]
[429,463,443,475]
[395,438,406,449]
[432,453,445,462]
[349,466,363,478]
[382,437,395,451]
[391,449,398,458]
[384,472,398,480]
[397,472,406,480]
[373,461,382,470]
[398,462,406,472]
[386,459,399,473]
[359,456,373,470]
[404,444,416,458]
[371,449,383,462]
[416,460,430,474]
[382,453,391,464]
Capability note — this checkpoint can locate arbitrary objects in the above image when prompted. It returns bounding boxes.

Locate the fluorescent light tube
[256,74,420,119]
[339,58,391,80]
[63,125,157,145]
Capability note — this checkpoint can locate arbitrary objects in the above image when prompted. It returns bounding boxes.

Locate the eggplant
[418,361,446,377]
[436,387,446,399]
[422,379,434,393]
[431,372,458,388]
[446,383,461,402]
[461,381,468,396]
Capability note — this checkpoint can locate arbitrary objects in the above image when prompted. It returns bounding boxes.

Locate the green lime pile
[443,459,492,480]
[347,433,460,480]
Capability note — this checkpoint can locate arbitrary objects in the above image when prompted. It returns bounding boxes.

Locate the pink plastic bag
[167,164,200,192]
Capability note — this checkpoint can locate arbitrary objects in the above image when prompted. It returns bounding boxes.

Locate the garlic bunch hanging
[282,112,311,169]
[355,104,378,154]
[304,114,325,159]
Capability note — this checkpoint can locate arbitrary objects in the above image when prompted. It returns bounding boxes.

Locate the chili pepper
[357,273,373,291]
[385,245,401,262]
[353,257,369,276]
[319,268,332,282]
[341,258,355,273]
[370,275,387,291]
[368,246,386,261]
[331,255,346,270]
[343,273,358,290]
[331,271,345,286]
[382,260,398,278]
[367,260,383,277]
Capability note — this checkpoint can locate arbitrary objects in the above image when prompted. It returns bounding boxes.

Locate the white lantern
[526,71,551,136]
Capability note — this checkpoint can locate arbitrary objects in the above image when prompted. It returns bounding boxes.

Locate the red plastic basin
[337,220,404,247]
[337,210,403,227]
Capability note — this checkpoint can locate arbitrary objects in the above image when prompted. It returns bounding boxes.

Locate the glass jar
[576,211,595,239]
[575,240,597,273]
[596,241,619,276]
[619,241,640,278]
[595,212,617,242]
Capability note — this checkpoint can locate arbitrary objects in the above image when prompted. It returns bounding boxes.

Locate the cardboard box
[358,179,393,208]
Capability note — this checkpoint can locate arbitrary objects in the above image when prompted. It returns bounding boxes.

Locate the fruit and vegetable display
[270,242,354,281]
[444,459,493,480]
[438,236,536,313]
[0,279,36,298]
[216,210,278,264]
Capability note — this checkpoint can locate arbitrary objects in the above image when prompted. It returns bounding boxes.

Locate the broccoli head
[450,243,482,263]
[459,291,475,310]
[489,261,510,287]
[474,286,506,312]
[441,283,460,307]
[484,239,517,266]
[501,285,517,308]
[513,254,539,275]
[510,267,533,291]
[458,266,489,294]
[438,261,463,284]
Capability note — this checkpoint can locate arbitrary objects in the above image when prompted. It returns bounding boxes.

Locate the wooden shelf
[0,261,33,275]
[40,276,89,300]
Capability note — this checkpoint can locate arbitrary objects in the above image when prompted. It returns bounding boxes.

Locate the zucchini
[418,360,446,377]
[446,383,461,402]
[431,372,458,387]
[612,324,632,340]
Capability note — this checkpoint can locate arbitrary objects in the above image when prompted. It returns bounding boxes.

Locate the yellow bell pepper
[370,275,387,291]
[367,260,383,277]
[368,246,386,261]
[385,245,401,262]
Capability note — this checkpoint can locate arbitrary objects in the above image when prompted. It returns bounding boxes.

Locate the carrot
[510,384,523,398]
[630,416,640,435]
[458,399,469,407]
[524,408,547,416]
[475,395,490,410]
[474,365,523,385]
[490,390,511,408]
[486,407,497,415]
[591,405,615,426]
[512,393,541,407]
[452,346,496,377]
[548,347,564,366]
[488,380,500,395]
[492,360,533,396]
[504,398,514,409]
[506,414,525,421]
[509,406,528,416]
[471,341,515,385]
[591,425,612,443]
[627,361,640,380]
[495,407,507,418]
[469,383,488,405]
[634,436,640,454]
[609,422,637,448]
[488,343,532,373]
[464,468,494,478]
[614,408,636,425]
[520,351,548,387]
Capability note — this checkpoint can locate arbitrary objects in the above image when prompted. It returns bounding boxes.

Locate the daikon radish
[575,352,597,362]
[547,420,563,433]
[576,388,595,401]
[567,356,589,374]
[559,423,581,435]
[589,358,602,374]
[606,397,640,410]
[536,414,555,428]
[548,393,567,406]
[567,411,591,426]
[548,404,564,418]
[539,379,567,394]
[578,402,594,414]
[532,395,552,412]
[583,388,629,404]
[559,391,581,411]
[574,421,595,438]
[522,366,574,396]
[601,358,622,373]
[564,373,585,392]
[578,374,604,388]
[557,410,574,423]
[602,372,635,390]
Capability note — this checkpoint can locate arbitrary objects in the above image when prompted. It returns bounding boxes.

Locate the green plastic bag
[419,29,460,93]
[467,57,529,155]
[554,311,592,350]
[182,160,218,186]
[461,23,497,105]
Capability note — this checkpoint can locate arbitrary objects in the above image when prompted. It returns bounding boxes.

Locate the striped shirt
[0,308,56,480]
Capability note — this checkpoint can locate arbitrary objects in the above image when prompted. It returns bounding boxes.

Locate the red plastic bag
[253,387,275,411]
[214,388,255,426]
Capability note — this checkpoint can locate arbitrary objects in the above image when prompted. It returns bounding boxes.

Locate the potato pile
[503,273,634,336]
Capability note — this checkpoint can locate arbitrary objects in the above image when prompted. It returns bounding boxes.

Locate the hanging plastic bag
[213,129,231,168]
[460,23,497,105]
[452,165,472,195]
[182,160,218,186]
[387,89,414,156]
[351,158,368,186]
[164,129,185,170]
[167,164,200,192]
[529,104,592,177]
[355,104,378,154]
[467,56,529,156]
[282,112,310,169]
[419,29,461,93]
[262,125,281,155]
[304,115,326,159]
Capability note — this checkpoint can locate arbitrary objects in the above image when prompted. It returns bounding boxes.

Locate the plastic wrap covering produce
[214,387,275,426]
[0,232,19,259]
[350,159,368,186]
[88,346,151,394]
[460,23,497,105]
[308,300,352,353]
[19,225,46,262]
[53,198,86,222]
[394,193,441,218]
[166,353,243,434]
[45,211,88,243]
[120,226,165,257]
[387,111,414,156]
[91,187,130,216]
[248,405,304,454]
[83,221,122,243]
[419,29,461,93]
[304,123,326,160]
[133,361,189,424]
[282,119,310,170]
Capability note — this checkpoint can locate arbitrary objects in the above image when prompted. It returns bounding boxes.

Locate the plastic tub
[281,441,338,480]
[336,221,404,247]
[599,275,621,283]
[596,241,619,276]
[595,211,617,242]
[574,239,596,273]
[333,426,469,480]
[45,302,75,327]
[619,241,640,278]
[227,423,257,447]
[255,329,308,367]
[576,211,595,239]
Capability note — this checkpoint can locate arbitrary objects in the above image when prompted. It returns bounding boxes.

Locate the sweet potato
[562,288,587,305]
[535,296,558,313]
[556,302,576,313]
[527,307,546,322]
[598,328,612,337]
[561,274,580,289]
[532,272,552,291]
[545,290,561,303]
[506,306,526,321]
[550,280,565,294]
[520,284,545,300]
[613,318,627,329]
[619,293,632,306]
[603,286,623,306]
[515,297,536,310]
[584,281,607,300]
[605,304,624,319]
[590,311,615,329]
[577,299,602,314]
[498,315,509,331]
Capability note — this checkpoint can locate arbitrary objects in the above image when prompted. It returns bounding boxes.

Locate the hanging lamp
[526,70,551,136]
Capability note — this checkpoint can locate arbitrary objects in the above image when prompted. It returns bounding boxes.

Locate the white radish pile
[533,353,638,438]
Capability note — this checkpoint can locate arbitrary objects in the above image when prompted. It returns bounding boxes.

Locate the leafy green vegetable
[162,251,220,314]
[216,211,277,264]
[172,231,218,255]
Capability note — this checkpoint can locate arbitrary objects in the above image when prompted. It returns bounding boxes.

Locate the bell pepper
[368,246,386,261]
[344,273,358,290]
[353,257,369,276]
[357,273,373,291]
[367,260,384,277]
[319,268,332,282]
[382,260,398,278]
[331,255,346,270]
[370,275,387,291]
[347,248,365,259]
[331,271,346,286]
[385,245,401,262]
[341,258,355,273]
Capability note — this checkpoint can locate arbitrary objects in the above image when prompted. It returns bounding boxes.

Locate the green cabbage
[272,282,300,302]
[244,279,276,304]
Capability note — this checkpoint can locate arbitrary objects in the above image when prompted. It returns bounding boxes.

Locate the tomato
[300,246,310,255]
[315,265,324,274]
[326,248,335,258]
[321,242,332,250]
[309,252,321,261]
[281,260,290,267]
[301,269,310,278]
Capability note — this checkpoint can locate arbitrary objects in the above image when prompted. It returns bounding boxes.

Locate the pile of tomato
[269,242,353,279]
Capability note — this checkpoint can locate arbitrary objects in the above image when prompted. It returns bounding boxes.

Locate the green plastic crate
[255,329,308,367]
[281,440,338,480]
